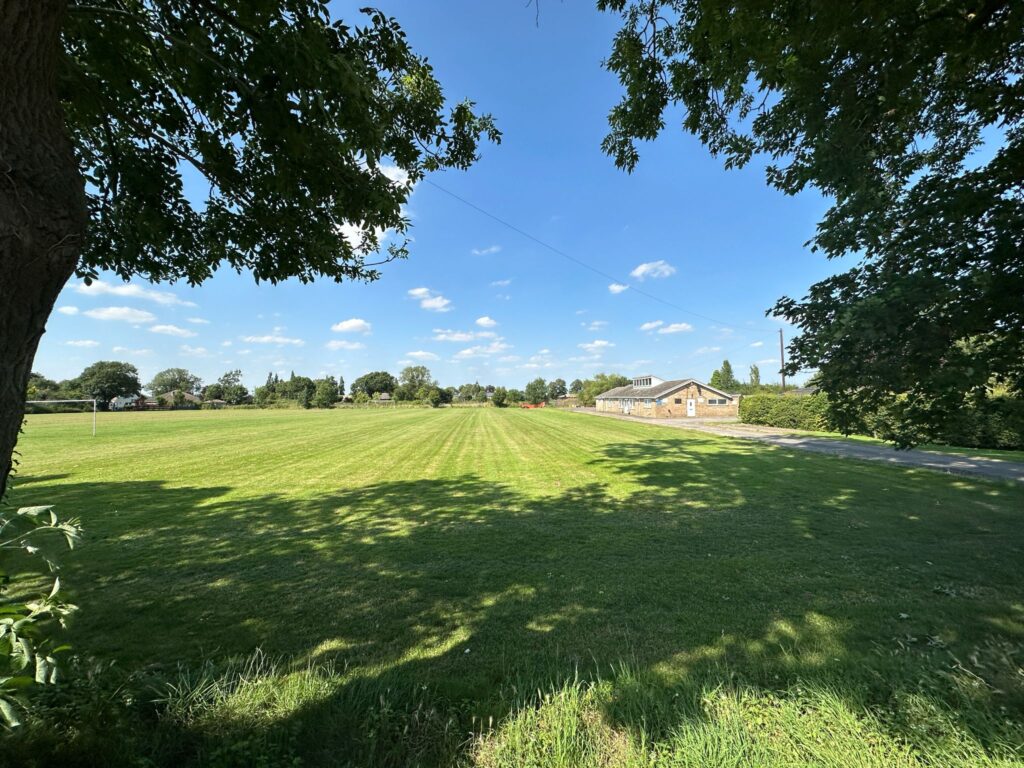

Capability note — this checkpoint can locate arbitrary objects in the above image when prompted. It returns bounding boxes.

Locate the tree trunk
[0,0,86,501]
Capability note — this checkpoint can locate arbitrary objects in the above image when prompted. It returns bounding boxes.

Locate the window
[708,398,727,405]
[644,398,652,406]
[674,398,682,405]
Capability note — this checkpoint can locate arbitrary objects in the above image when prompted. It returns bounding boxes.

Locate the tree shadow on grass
[5,435,1024,766]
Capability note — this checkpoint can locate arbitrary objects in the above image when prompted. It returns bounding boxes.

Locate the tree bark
[0,1,86,501]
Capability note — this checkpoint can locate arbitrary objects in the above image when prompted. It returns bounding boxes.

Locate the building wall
[597,383,739,418]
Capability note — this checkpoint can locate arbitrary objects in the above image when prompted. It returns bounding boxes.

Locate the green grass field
[6,407,1024,767]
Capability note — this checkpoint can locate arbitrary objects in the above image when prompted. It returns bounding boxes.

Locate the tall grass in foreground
[4,650,1022,767]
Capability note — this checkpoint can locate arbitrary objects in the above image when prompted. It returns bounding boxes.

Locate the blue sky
[35,0,843,391]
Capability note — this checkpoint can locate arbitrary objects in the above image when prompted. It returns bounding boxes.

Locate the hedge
[740,393,1024,450]
[739,394,830,431]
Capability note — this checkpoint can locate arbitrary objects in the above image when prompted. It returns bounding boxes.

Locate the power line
[424,178,778,332]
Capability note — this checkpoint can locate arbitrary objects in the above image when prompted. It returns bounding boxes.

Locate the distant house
[109,395,142,411]
[205,399,227,409]
[554,394,579,408]
[376,392,392,404]
[595,374,739,419]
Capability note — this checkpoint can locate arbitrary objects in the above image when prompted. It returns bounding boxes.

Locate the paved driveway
[575,409,1024,484]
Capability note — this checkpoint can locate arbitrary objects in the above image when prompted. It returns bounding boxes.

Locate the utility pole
[779,329,786,391]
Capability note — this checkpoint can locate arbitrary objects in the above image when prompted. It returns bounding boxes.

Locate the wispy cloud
[75,279,196,307]
[471,245,501,256]
[65,339,99,348]
[695,346,722,354]
[432,328,496,342]
[408,287,452,312]
[151,324,198,338]
[476,316,497,328]
[585,320,608,331]
[331,318,372,334]
[608,283,629,294]
[750,340,764,348]
[578,339,614,353]
[186,317,210,325]
[56,306,79,316]
[180,344,210,356]
[658,322,693,334]
[325,339,364,351]
[630,260,676,280]
[84,306,156,323]
[113,346,151,355]
[490,278,512,287]
[453,340,510,359]
[640,320,664,331]
[241,333,303,346]
[406,350,439,361]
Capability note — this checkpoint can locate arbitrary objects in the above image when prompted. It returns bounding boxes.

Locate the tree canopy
[351,371,398,397]
[146,367,202,396]
[599,0,1024,441]
[76,361,141,406]
[61,0,500,286]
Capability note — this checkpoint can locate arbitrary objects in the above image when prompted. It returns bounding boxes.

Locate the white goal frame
[26,399,97,436]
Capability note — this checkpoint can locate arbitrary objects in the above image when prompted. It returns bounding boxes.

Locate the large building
[595,374,740,419]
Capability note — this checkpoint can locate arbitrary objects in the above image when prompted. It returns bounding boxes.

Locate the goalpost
[25,399,97,436]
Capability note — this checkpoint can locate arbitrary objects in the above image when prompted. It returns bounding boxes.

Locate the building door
[686,398,696,417]
[623,398,632,415]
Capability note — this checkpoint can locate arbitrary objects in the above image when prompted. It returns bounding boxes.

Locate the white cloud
[113,346,151,355]
[337,221,388,255]
[187,317,210,325]
[608,283,629,294]
[331,318,372,334]
[408,287,452,312]
[221,341,233,347]
[406,350,439,361]
[750,340,764,348]
[695,346,722,354]
[629,260,676,280]
[83,306,156,323]
[241,333,304,346]
[498,355,521,362]
[56,306,79,316]
[537,348,551,355]
[325,339,364,351]
[379,163,410,186]
[75,279,196,307]
[453,340,510,359]
[433,328,496,342]
[585,320,608,331]
[65,339,99,348]
[150,324,198,338]
[180,344,209,356]
[490,279,511,287]
[471,245,501,256]
[658,322,694,334]
[476,316,497,328]
[640,320,664,331]
[578,339,614,353]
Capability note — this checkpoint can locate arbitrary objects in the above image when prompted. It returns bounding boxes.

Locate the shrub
[741,393,1024,450]
[739,394,829,431]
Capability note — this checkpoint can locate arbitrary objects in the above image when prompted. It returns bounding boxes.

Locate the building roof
[153,390,202,403]
[595,378,736,401]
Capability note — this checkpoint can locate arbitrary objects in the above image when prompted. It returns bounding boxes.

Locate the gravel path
[575,409,1024,483]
